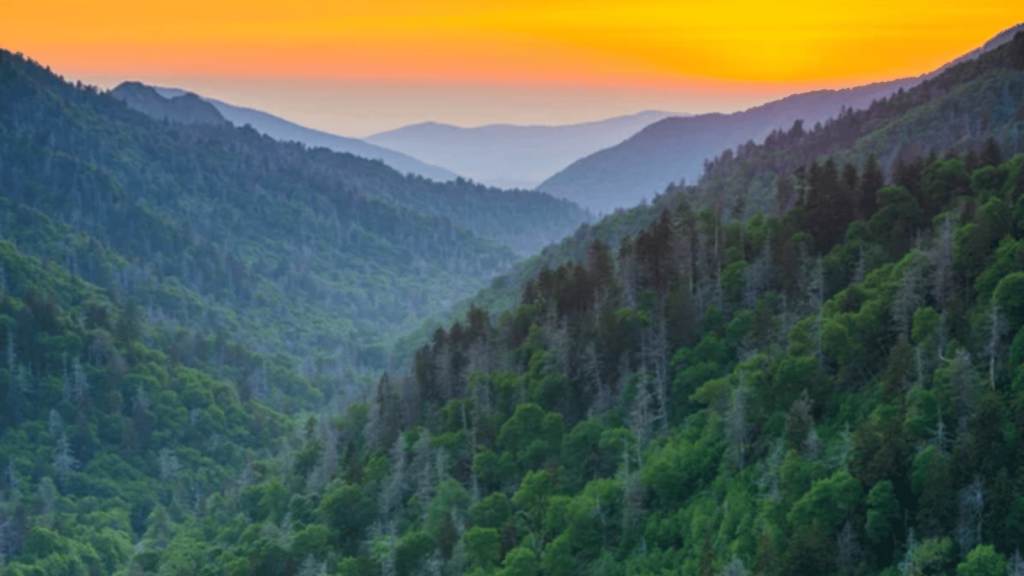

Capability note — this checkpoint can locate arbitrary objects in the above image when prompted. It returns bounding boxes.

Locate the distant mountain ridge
[125,84,462,183]
[365,110,685,189]
[932,22,1024,74]
[538,22,1024,214]
[433,28,1024,353]
[111,81,228,126]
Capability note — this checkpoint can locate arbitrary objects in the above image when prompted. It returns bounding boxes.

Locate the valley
[0,20,1023,576]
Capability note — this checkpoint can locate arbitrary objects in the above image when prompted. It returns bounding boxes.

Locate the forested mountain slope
[145,84,463,184]
[53,31,1024,576]
[444,28,1024,341]
[696,32,1024,218]
[537,80,922,214]
[0,232,313,575]
[539,23,1024,215]
[0,50,588,376]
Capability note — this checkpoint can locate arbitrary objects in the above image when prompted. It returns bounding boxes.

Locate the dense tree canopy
[2,25,1024,576]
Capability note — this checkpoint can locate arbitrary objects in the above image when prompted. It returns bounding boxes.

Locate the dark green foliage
[865,480,900,544]
[994,272,1024,331]
[3,32,1024,576]
[859,153,886,219]
[870,186,923,258]
[309,149,1024,576]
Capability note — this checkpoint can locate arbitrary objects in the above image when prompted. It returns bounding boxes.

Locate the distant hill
[538,23,1024,215]
[111,81,228,126]
[365,110,684,189]
[147,85,461,183]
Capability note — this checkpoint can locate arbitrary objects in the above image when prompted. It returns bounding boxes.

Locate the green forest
[2,26,1024,576]
[0,48,589,382]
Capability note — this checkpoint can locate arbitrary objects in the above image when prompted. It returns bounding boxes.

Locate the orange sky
[2,1,1021,134]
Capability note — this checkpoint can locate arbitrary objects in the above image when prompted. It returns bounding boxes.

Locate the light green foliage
[512,469,554,537]
[787,471,861,535]
[912,307,941,347]
[642,413,723,507]
[821,318,853,367]
[499,547,539,576]
[904,537,955,576]
[971,164,1012,201]
[395,531,436,576]
[426,479,472,537]
[540,532,575,576]
[470,492,511,529]
[957,545,1008,576]
[771,355,820,411]
[721,260,749,304]
[462,527,501,570]
[974,237,1024,302]
[498,404,564,471]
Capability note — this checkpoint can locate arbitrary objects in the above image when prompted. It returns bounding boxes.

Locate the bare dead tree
[984,303,1006,390]
[725,379,750,471]
[52,433,79,487]
[954,477,985,558]
[891,252,926,340]
[930,216,955,310]
[836,520,861,576]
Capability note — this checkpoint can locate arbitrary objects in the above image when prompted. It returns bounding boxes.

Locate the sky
[2,1,1021,136]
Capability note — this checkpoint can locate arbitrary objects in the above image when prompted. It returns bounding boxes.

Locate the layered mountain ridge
[0,50,589,380]
[365,110,685,190]
[539,23,1024,214]
[115,84,463,183]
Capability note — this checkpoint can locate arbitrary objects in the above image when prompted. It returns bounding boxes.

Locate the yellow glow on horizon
[2,1,1021,89]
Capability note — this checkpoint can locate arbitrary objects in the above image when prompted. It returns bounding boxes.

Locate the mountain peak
[111,81,227,126]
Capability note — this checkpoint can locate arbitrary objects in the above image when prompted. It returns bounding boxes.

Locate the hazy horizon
[54,72,951,138]
[69,74,848,137]
[7,1,1020,137]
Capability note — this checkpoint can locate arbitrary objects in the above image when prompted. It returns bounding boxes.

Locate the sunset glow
[4,1,1020,133]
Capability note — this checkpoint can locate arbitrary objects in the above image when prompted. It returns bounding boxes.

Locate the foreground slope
[365,111,683,190]
[0,50,587,373]
[0,233,307,575]
[540,23,1024,214]
[110,34,1024,576]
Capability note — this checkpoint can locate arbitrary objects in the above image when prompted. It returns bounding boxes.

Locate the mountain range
[538,22,1024,214]
[438,24,1024,354]
[364,110,684,189]
[0,51,589,384]
[114,83,462,183]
